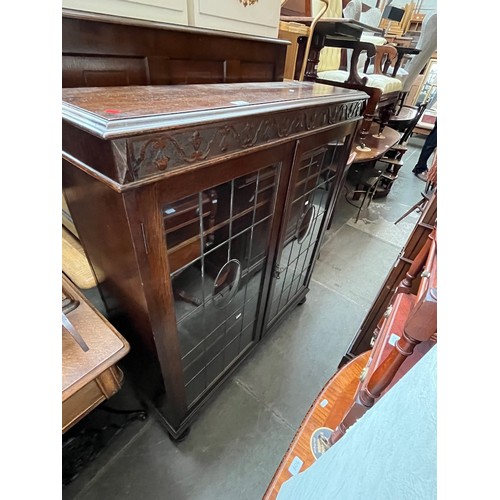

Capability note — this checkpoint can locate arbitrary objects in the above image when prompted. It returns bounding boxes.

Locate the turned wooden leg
[302,33,325,81]
[329,278,437,446]
[396,229,435,293]
[356,96,378,151]
[329,329,421,446]
[375,104,396,138]
[329,401,366,444]
[355,88,380,151]
[357,115,374,150]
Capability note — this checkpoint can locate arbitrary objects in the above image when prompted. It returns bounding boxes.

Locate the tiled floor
[62,135,429,500]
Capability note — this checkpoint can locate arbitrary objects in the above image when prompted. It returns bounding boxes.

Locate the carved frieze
[126,100,363,180]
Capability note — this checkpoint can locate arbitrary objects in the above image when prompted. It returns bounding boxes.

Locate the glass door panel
[162,163,281,407]
[266,137,347,327]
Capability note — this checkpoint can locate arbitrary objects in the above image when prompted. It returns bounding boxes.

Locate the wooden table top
[351,124,401,163]
[263,351,371,499]
[62,274,129,400]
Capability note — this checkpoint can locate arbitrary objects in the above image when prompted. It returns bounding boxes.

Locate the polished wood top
[352,124,401,163]
[62,275,129,399]
[263,351,371,499]
[62,82,366,188]
[62,81,368,138]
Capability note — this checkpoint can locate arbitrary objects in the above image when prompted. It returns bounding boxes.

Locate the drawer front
[63,379,105,433]
[62,366,124,433]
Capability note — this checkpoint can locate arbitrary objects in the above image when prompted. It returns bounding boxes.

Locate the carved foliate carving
[127,101,363,180]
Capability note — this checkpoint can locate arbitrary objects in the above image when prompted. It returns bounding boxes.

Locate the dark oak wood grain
[62,82,365,122]
[63,9,288,89]
[63,82,365,438]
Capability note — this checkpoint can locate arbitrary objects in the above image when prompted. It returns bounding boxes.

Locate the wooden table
[263,351,371,500]
[264,246,436,498]
[348,124,402,200]
[351,123,401,164]
[62,274,130,433]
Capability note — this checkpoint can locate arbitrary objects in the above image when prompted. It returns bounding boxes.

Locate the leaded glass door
[265,132,351,330]
[162,162,282,407]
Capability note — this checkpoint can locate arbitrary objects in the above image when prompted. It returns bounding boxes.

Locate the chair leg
[394,197,426,224]
[367,177,382,207]
[375,104,396,138]
[355,189,370,223]
[424,180,436,194]
[356,176,382,223]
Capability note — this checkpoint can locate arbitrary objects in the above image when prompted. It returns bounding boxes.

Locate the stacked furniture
[278,10,412,202]
[341,190,437,363]
[263,218,437,500]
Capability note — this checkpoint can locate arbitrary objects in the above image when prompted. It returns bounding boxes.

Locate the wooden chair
[314,40,402,150]
[367,101,427,197]
[279,0,331,81]
[388,100,428,144]
[345,163,384,223]
[280,1,400,150]
[394,150,437,224]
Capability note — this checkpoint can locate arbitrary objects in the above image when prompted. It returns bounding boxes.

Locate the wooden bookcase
[62,81,366,438]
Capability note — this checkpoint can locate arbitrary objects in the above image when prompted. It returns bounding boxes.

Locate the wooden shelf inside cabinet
[62,81,367,439]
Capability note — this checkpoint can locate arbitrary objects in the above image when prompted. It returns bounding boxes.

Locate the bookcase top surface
[62,81,367,139]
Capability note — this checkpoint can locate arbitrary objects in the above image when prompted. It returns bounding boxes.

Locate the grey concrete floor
[62,135,429,500]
